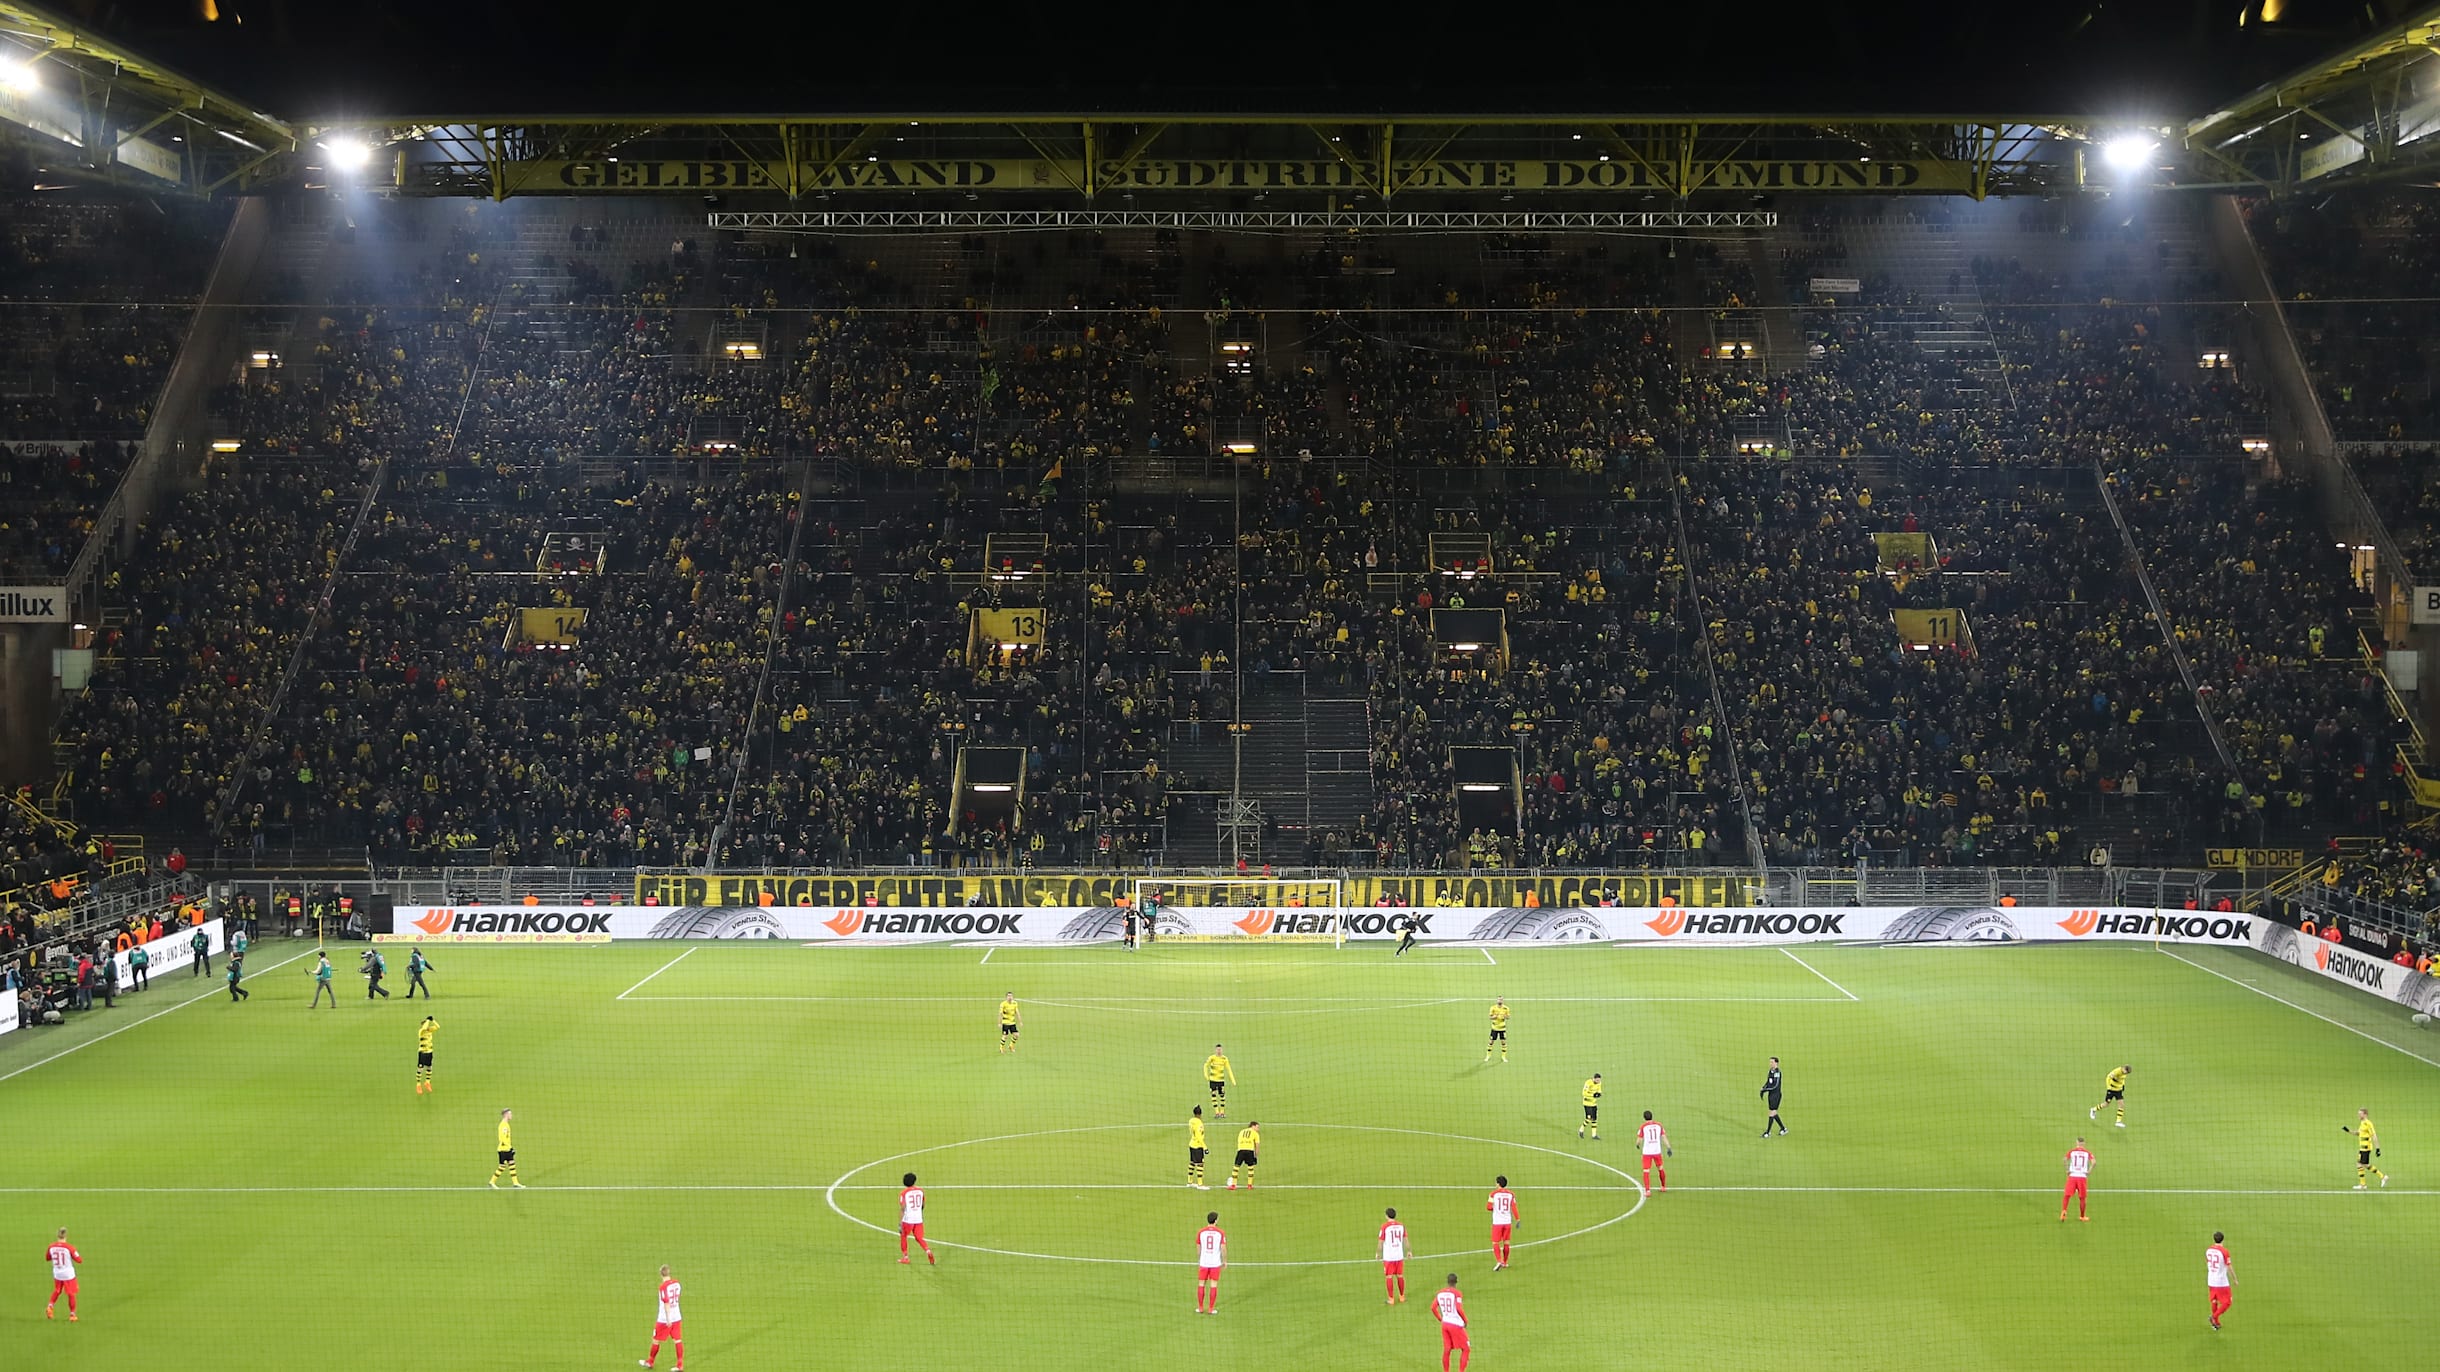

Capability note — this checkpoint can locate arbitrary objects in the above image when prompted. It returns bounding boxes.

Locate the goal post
[1129,877,1346,946]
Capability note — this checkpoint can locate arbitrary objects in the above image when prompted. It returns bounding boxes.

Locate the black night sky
[41,0,2425,120]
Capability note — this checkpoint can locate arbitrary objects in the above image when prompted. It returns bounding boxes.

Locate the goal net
[1129,877,1345,946]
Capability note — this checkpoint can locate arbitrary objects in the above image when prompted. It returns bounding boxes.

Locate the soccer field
[6,936,2436,1370]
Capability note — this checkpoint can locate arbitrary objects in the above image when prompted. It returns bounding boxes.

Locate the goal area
[1129,877,1346,946]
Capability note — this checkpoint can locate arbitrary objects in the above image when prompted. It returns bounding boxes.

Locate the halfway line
[2158,946,2440,1072]
[0,946,317,1085]
[616,946,698,1000]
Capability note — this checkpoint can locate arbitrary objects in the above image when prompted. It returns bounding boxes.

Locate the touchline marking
[1780,947,1860,1001]
[0,947,316,1085]
[2158,947,2440,1071]
[1672,1185,2440,1196]
[615,946,698,1000]
[0,1182,2429,1198]
[825,1122,1647,1267]
[622,994,1853,1005]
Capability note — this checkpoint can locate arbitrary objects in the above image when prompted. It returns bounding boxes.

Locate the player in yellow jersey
[2348,1108,2387,1189]
[1580,1073,1603,1140]
[1226,1122,1261,1189]
[489,1107,525,1188]
[414,1015,437,1094]
[1204,1044,1237,1118]
[1485,999,1511,1063]
[1188,1106,1210,1189]
[2091,1065,2130,1128]
[998,992,1022,1053]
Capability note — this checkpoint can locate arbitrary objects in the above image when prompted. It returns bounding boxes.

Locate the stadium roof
[62,0,2428,122]
[8,0,2440,202]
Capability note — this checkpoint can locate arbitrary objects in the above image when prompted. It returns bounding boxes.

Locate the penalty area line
[615,946,698,1000]
[1780,947,1859,1001]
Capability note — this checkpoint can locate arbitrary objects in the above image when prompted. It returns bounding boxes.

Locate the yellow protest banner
[632,871,1763,909]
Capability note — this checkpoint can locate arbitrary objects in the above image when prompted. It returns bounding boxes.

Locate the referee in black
[1392,914,1419,957]
[1759,1056,1787,1137]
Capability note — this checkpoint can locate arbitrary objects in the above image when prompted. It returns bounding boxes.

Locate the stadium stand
[22,193,2440,896]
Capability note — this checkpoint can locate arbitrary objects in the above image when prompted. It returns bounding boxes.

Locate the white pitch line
[1674,1185,2440,1196]
[0,1181,2428,1198]
[615,946,697,1000]
[1481,946,1497,965]
[1780,947,1859,1001]
[0,947,317,1085]
[2158,946,2440,1071]
[979,946,994,965]
[619,994,1856,1005]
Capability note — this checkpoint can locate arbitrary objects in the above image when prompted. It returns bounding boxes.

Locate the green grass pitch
[5,937,2436,1370]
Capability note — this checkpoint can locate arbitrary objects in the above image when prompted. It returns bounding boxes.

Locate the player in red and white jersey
[1195,1212,1227,1314]
[2061,1139,2093,1222]
[1377,1207,1409,1304]
[1485,1176,1517,1269]
[897,1171,935,1266]
[1432,1273,1471,1372]
[639,1264,683,1370]
[1637,1111,1670,1193]
[2205,1232,2235,1330]
[44,1227,80,1322]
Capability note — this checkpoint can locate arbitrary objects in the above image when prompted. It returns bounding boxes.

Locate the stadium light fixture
[210,439,242,452]
[1450,642,1483,652]
[1459,783,1502,792]
[0,57,38,93]
[972,784,1014,793]
[2100,134,2159,173]
[322,136,374,173]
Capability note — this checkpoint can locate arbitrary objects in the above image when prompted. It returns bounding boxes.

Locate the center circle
[823,1122,1647,1267]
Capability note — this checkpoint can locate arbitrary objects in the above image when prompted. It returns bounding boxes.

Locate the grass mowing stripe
[0,946,316,1084]
[2157,945,2440,1071]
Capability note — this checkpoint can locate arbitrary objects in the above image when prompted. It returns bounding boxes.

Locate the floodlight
[2100,135,2158,173]
[1,59,37,92]
[322,136,374,172]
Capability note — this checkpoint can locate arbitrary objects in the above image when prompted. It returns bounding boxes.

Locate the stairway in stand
[1235,678,1311,842]
[1304,697,1375,842]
